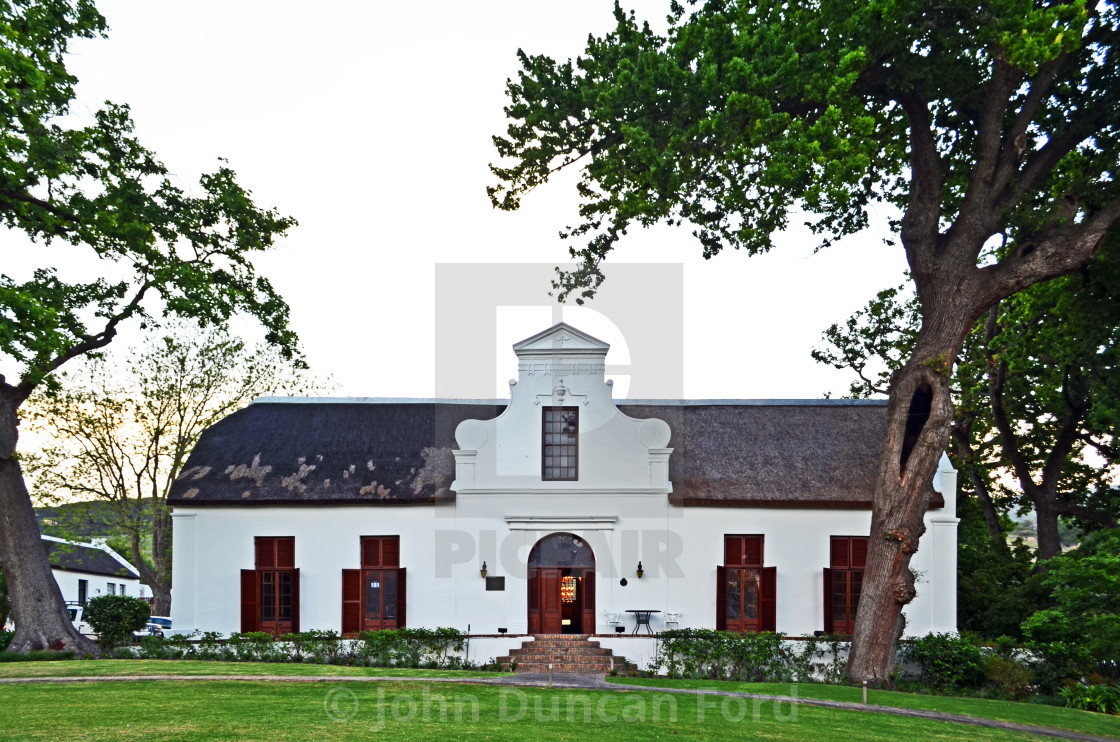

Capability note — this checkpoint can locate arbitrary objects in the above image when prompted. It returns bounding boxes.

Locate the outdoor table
[626,609,660,635]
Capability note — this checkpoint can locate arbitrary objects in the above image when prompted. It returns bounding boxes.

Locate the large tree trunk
[847,310,966,686]
[1034,499,1063,562]
[0,389,100,656]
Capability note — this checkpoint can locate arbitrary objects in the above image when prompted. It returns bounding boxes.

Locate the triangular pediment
[512,323,610,358]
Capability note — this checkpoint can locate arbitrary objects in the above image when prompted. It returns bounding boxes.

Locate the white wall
[52,568,140,605]
[171,480,956,643]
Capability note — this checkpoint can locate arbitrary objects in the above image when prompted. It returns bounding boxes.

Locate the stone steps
[497,634,625,673]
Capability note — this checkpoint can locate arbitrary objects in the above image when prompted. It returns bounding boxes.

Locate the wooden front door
[528,533,596,634]
[540,569,562,634]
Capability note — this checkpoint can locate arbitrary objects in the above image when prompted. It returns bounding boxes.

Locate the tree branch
[13,279,152,404]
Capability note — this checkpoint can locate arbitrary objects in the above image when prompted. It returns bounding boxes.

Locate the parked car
[133,623,164,641]
[66,603,93,636]
[133,616,172,641]
[148,616,172,633]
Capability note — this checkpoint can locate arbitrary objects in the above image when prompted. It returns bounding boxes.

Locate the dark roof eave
[50,564,140,579]
[171,496,454,507]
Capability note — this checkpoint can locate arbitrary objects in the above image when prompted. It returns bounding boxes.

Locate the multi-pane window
[718,535,777,633]
[241,536,299,636]
[824,536,868,635]
[106,583,116,596]
[78,579,88,606]
[542,407,578,481]
[342,536,406,635]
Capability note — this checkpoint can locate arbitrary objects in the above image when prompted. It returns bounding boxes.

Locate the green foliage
[130,628,468,668]
[1022,530,1120,671]
[83,595,149,650]
[1061,683,1120,715]
[957,500,1038,639]
[0,631,11,652]
[1027,641,1094,695]
[900,634,984,691]
[652,629,847,683]
[491,1,1117,302]
[983,654,1033,701]
[1,0,301,397]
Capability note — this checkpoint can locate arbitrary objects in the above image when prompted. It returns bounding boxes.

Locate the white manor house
[169,323,958,665]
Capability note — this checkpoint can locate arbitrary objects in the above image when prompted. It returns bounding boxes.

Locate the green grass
[0,679,1072,741]
[606,677,1120,739]
[0,660,508,679]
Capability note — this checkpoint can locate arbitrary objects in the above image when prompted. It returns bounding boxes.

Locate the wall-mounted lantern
[480,561,488,579]
[636,561,644,579]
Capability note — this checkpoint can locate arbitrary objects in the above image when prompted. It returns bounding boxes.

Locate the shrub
[1023,530,1120,671]
[0,631,11,652]
[84,595,150,650]
[1026,640,1092,695]
[983,654,1032,700]
[900,633,984,690]
[653,629,795,682]
[786,635,849,684]
[1061,683,1120,715]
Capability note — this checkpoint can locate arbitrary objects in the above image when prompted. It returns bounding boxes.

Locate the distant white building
[43,535,144,606]
[169,323,958,666]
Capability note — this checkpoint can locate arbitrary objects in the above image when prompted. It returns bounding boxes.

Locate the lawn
[606,677,1120,740]
[0,677,1091,741]
[0,659,507,680]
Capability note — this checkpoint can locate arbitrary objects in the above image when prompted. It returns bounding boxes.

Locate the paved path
[1,672,1115,742]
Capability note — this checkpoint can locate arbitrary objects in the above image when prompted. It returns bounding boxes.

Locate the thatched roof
[169,398,937,508]
[169,401,504,506]
[43,538,139,579]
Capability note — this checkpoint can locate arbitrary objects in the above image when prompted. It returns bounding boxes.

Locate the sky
[18,0,911,401]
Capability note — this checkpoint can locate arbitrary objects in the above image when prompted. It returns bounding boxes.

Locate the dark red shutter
[823,567,834,634]
[745,536,763,567]
[851,538,868,569]
[724,537,743,566]
[256,539,274,569]
[342,569,361,635]
[276,538,295,569]
[362,538,381,568]
[716,565,727,631]
[240,569,258,633]
[382,538,400,568]
[760,566,777,633]
[397,567,407,628]
[528,568,540,633]
[830,537,848,569]
[581,572,595,634]
[290,568,300,633]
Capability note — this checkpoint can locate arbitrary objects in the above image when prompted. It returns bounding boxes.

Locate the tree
[25,324,319,617]
[488,1,1120,684]
[1022,528,1120,671]
[814,249,1120,560]
[0,1,299,656]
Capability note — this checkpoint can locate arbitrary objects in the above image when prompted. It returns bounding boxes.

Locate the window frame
[342,536,406,635]
[242,536,299,636]
[717,535,775,633]
[542,406,579,481]
[823,536,868,636]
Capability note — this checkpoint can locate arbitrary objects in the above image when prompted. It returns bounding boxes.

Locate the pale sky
[16,0,910,400]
